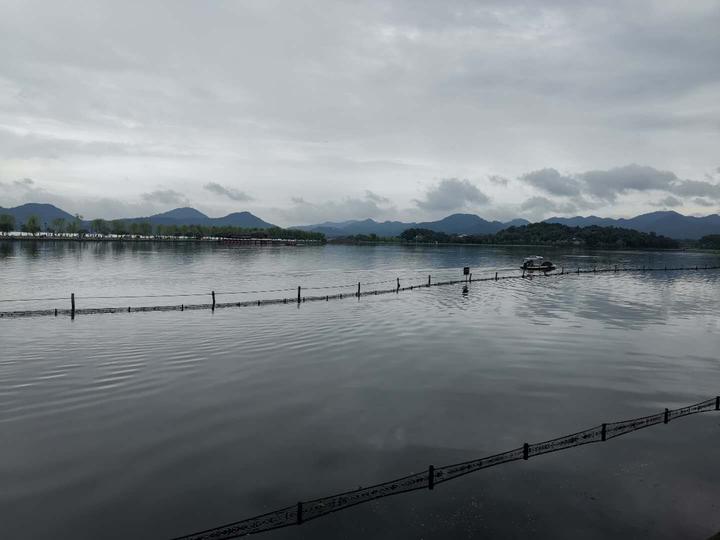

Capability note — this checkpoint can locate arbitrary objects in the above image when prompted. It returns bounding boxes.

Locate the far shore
[2,234,717,252]
[0,234,322,245]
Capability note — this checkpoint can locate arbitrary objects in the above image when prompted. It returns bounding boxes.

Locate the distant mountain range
[1,203,719,239]
[0,204,275,229]
[298,211,720,240]
[293,214,531,237]
[544,211,720,240]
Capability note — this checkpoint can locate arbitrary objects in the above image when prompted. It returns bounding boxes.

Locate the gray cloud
[517,163,720,219]
[669,179,720,200]
[203,182,253,202]
[488,175,509,187]
[13,178,35,189]
[692,197,716,207]
[520,196,578,216]
[278,191,396,224]
[415,178,489,211]
[0,128,196,160]
[365,190,390,204]
[650,195,683,208]
[141,189,188,206]
[580,164,677,202]
[520,169,582,197]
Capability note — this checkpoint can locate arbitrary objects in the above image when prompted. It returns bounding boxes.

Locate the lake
[1,241,720,539]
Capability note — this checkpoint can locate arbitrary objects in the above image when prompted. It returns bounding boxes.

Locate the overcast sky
[1,0,719,225]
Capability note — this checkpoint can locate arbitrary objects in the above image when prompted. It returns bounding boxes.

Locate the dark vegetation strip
[173,396,720,540]
[0,265,719,319]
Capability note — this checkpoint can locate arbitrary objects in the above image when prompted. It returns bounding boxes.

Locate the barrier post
[396,277,400,292]
[71,293,75,319]
[561,267,564,275]
[664,408,669,424]
[523,443,529,460]
[357,282,361,298]
[601,423,607,441]
[428,275,431,287]
[715,396,719,411]
[495,272,498,281]
[297,286,301,304]
[428,465,435,490]
[211,291,216,311]
[297,502,303,525]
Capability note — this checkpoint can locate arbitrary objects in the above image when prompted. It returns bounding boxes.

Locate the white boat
[521,256,556,272]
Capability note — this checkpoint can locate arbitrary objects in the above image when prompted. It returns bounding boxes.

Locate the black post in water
[396,277,400,292]
[715,396,719,411]
[297,286,301,304]
[664,408,669,424]
[614,265,618,272]
[428,275,431,287]
[296,502,303,525]
[601,423,607,441]
[428,465,435,490]
[577,267,580,274]
[357,282,361,298]
[469,273,472,282]
[71,293,75,319]
[523,443,529,460]
[211,291,216,311]
[495,272,498,281]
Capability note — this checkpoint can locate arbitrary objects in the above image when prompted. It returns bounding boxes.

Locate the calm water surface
[1,241,720,539]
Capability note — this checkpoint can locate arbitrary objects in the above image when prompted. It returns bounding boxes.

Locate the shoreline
[328,239,711,252]
[2,235,716,252]
[0,235,323,245]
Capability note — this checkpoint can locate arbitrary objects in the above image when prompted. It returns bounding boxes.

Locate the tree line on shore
[398,223,681,248]
[345,222,718,249]
[2,213,719,249]
[0,214,325,241]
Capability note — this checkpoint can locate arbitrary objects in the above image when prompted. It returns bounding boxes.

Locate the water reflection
[1,243,719,539]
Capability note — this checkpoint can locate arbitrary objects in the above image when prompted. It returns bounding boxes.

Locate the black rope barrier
[0,265,718,319]
[172,396,719,539]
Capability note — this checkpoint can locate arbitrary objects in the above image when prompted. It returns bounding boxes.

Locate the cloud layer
[203,182,253,202]
[0,1,719,224]
[415,178,489,212]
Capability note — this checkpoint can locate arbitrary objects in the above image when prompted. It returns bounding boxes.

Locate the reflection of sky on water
[1,242,719,539]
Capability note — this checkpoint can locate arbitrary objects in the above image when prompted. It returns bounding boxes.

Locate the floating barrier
[172,396,720,539]
[0,265,718,319]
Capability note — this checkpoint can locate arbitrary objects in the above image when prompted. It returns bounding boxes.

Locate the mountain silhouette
[0,203,275,229]
[2,203,719,238]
